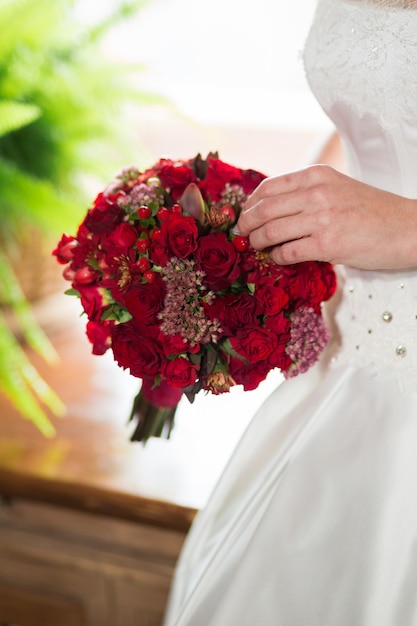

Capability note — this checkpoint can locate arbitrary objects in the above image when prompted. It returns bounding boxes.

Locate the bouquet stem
[129,378,182,443]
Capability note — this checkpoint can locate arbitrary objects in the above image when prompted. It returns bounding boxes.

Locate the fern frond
[0,101,41,137]
[0,251,58,363]
[0,156,84,235]
[0,0,72,59]
[0,312,64,437]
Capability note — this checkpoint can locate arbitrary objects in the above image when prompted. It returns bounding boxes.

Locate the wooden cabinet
[0,499,185,625]
[0,312,198,626]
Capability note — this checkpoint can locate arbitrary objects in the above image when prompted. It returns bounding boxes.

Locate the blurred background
[0,1,337,623]
[0,0,332,506]
[77,0,330,170]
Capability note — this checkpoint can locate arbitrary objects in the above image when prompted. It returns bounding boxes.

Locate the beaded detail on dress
[330,267,417,394]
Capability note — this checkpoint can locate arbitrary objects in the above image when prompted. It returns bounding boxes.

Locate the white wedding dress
[163,1,417,624]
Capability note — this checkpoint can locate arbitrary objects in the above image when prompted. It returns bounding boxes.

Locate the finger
[242,176,294,217]
[237,197,298,237]
[238,186,319,237]
[243,164,329,211]
[269,236,327,266]
[247,213,312,251]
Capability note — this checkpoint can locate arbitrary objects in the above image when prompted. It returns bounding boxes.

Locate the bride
[163,1,417,624]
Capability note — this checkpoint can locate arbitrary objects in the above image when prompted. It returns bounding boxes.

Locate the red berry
[62,266,75,281]
[74,266,97,285]
[157,207,169,221]
[137,257,151,272]
[171,203,182,214]
[143,270,156,283]
[137,238,150,253]
[232,235,249,252]
[220,204,236,222]
[151,227,161,241]
[138,205,151,220]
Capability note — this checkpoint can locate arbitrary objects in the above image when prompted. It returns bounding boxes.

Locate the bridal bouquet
[53,153,336,442]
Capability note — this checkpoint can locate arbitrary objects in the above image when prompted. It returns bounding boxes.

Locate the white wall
[76,0,329,130]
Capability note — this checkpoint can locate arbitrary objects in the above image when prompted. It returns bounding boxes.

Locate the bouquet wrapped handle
[129,378,183,442]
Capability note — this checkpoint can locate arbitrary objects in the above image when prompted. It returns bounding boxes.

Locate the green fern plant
[0,0,162,434]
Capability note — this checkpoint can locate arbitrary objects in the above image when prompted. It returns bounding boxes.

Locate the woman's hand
[237,165,417,270]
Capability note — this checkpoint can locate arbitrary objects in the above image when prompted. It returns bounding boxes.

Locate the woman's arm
[307,130,345,171]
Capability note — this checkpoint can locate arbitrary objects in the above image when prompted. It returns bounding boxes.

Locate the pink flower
[284,307,330,378]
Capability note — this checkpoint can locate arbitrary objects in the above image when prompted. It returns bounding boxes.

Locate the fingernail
[232,225,241,235]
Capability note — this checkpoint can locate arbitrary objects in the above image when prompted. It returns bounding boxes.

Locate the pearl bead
[382,311,393,323]
[396,345,407,358]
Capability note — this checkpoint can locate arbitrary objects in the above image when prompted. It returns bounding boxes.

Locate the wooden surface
[0,583,87,626]
[0,498,186,625]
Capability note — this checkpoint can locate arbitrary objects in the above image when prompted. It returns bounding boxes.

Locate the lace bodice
[304,0,417,393]
[304,0,417,129]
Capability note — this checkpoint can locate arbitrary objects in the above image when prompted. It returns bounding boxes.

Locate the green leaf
[0,0,69,60]
[101,304,132,323]
[0,312,64,437]
[219,338,249,364]
[64,288,81,297]
[0,156,84,235]
[0,101,42,137]
[0,250,58,364]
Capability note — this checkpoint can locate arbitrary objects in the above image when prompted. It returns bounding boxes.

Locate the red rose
[254,278,290,316]
[228,357,271,391]
[317,262,337,302]
[195,232,241,290]
[304,264,331,308]
[107,222,138,251]
[84,192,124,234]
[162,357,199,388]
[159,333,200,357]
[286,262,336,309]
[86,320,114,355]
[111,321,163,378]
[205,292,260,337]
[149,241,171,266]
[263,313,292,370]
[200,157,266,201]
[160,213,198,259]
[157,163,197,201]
[267,341,293,371]
[201,158,245,201]
[239,168,267,195]
[229,328,278,364]
[264,310,291,336]
[124,276,165,325]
